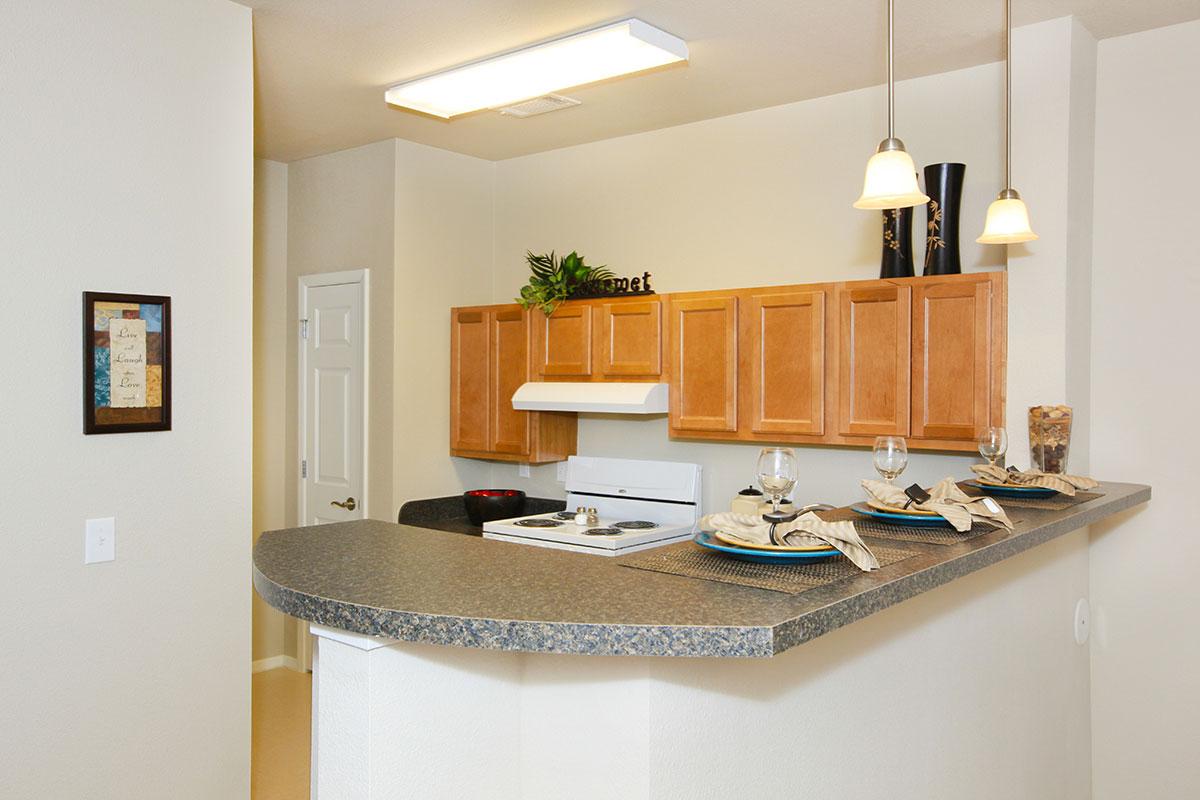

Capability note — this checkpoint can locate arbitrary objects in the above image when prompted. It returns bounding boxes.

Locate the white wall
[1089,20,1200,799]
[0,1,253,797]
[253,159,290,664]
[490,61,1009,509]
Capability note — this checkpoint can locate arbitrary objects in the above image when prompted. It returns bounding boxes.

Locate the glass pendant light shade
[853,139,930,209]
[979,0,1038,245]
[977,189,1038,243]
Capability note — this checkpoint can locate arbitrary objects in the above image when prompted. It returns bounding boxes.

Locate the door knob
[331,497,357,511]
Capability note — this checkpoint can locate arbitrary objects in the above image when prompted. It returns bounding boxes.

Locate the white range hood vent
[511,382,668,414]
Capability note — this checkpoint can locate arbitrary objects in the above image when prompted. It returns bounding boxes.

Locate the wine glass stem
[773,496,780,513]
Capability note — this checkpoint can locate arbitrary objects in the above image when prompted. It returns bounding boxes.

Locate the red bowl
[463,489,526,525]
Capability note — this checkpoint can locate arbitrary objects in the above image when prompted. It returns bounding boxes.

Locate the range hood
[511,382,669,414]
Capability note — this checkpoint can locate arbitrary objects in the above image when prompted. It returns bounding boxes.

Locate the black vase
[879,207,914,278]
[923,162,966,275]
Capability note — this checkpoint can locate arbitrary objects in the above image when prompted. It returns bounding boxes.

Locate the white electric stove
[483,456,702,556]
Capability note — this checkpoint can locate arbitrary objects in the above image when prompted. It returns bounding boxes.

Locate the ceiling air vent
[498,94,581,118]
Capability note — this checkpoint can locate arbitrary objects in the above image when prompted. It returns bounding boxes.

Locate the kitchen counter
[395,495,566,535]
[254,480,1150,658]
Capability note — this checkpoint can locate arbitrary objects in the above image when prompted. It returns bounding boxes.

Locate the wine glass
[756,447,798,515]
[873,436,908,483]
[978,426,1008,467]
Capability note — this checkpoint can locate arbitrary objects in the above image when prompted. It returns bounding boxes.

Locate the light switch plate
[556,462,568,483]
[85,517,115,564]
[518,464,531,478]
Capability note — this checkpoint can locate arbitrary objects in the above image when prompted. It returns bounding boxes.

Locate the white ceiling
[241,0,1200,162]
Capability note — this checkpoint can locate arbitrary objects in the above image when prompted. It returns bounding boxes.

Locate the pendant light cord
[887,0,894,139]
[1005,0,1011,190]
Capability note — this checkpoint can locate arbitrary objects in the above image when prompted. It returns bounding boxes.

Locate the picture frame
[83,291,172,434]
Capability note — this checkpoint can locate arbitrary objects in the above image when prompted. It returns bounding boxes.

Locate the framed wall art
[83,291,171,434]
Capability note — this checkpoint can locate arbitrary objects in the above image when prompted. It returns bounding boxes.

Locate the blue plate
[850,503,953,527]
[694,531,841,564]
[965,480,1059,498]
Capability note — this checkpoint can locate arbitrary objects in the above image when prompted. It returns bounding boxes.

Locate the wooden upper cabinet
[911,275,1000,441]
[489,307,530,455]
[450,309,490,452]
[669,295,738,432]
[597,299,662,378]
[746,290,825,435]
[535,303,592,377]
[838,285,911,437]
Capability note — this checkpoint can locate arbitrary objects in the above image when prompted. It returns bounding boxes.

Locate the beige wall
[490,61,1008,509]
[392,140,494,505]
[287,140,398,524]
[1089,20,1200,799]
[253,159,289,663]
[0,0,253,797]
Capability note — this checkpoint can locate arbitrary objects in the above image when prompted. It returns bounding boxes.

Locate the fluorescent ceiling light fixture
[385,19,688,119]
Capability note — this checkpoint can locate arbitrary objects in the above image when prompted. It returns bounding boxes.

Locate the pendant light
[854,0,929,210]
[977,0,1038,243]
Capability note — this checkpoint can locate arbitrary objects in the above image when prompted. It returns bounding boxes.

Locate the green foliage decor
[516,250,615,316]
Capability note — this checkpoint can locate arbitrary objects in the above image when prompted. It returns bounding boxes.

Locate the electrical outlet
[518,464,531,478]
[85,517,115,564]
[556,461,568,483]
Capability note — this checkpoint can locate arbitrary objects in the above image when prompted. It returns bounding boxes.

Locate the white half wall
[0,0,253,797]
[1089,19,1200,800]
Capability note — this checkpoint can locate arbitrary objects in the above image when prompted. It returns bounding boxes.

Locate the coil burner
[584,527,622,536]
[513,518,563,528]
[613,520,657,530]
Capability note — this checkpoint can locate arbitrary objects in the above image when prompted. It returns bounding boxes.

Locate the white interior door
[298,271,368,672]
[300,275,367,525]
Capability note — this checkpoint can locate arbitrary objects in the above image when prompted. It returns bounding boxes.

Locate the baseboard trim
[252,655,300,673]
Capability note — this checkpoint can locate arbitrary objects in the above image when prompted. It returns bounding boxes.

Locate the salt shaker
[574,506,588,525]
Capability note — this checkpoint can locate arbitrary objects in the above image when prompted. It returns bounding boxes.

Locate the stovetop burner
[584,527,622,536]
[553,511,578,520]
[514,518,564,528]
[613,520,657,530]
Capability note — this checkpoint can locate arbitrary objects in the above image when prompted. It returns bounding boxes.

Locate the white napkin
[971,464,1099,497]
[862,477,1013,532]
[699,511,880,571]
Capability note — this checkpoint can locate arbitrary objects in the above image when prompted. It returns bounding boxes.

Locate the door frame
[296,269,370,670]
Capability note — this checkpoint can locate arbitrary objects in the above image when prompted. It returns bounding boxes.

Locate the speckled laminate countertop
[253,481,1149,658]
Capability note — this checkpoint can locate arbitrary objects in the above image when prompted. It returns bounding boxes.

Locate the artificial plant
[516,250,614,316]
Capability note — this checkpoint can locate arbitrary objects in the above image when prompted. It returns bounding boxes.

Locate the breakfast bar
[255,481,1148,799]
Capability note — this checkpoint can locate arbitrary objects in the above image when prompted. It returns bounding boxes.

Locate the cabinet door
[536,304,592,377]
[450,309,490,451]
[490,307,531,455]
[748,291,825,435]
[838,285,911,436]
[669,295,738,432]
[911,279,992,440]
[598,300,662,377]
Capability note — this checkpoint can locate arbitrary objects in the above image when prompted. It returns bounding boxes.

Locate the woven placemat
[816,507,1010,546]
[619,543,918,595]
[959,483,1103,511]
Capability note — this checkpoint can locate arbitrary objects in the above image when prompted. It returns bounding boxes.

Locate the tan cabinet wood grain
[490,307,531,455]
[911,275,1001,441]
[669,294,738,432]
[450,309,490,452]
[450,304,576,463]
[746,290,826,435]
[597,299,662,378]
[838,285,911,437]
[535,304,592,377]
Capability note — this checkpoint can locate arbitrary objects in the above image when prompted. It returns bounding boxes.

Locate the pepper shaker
[586,507,599,527]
